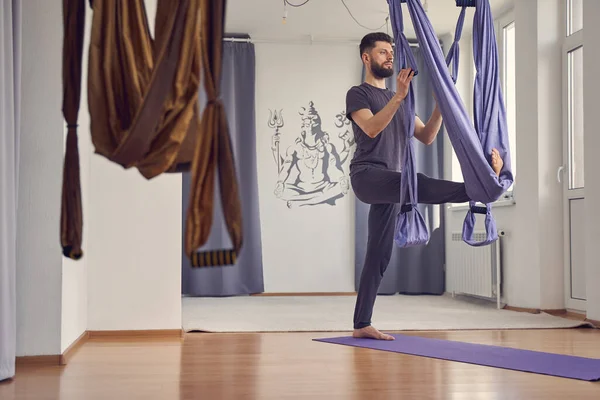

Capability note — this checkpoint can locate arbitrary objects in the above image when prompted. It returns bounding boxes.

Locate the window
[567,0,583,36]
[450,11,516,199]
[564,0,584,189]
[501,20,516,192]
[567,46,584,188]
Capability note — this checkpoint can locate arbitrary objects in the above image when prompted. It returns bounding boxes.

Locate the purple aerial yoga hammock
[389,0,513,248]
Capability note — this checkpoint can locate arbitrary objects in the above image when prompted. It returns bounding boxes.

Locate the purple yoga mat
[313,334,600,381]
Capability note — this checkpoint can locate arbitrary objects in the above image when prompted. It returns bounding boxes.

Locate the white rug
[182,294,593,333]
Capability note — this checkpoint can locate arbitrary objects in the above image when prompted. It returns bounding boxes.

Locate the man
[346,32,503,340]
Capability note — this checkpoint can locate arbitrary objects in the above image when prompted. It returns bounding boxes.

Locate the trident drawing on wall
[268,108,285,174]
[267,101,355,209]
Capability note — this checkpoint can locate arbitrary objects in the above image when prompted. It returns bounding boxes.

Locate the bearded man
[345,32,504,340]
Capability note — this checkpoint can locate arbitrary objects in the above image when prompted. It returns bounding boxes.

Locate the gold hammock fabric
[60,0,243,267]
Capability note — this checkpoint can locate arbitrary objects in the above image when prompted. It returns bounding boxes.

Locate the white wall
[254,42,361,292]
[534,0,564,310]
[18,0,92,356]
[85,0,182,331]
[86,164,182,330]
[509,0,562,310]
[16,0,64,357]
[583,0,600,321]
[17,0,181,357]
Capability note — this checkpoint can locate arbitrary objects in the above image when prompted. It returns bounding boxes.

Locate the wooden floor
[2,329,600,399]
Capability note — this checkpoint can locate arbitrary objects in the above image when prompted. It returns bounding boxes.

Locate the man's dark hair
[359,32,394,57]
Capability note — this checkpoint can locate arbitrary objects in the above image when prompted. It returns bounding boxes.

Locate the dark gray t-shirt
[345,82,407,174]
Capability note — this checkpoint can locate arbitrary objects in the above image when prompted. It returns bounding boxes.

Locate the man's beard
[370,60,394,79]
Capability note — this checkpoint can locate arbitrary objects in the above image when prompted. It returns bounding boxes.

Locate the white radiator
[446,231,503,308]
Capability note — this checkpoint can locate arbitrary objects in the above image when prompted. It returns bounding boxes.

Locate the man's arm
[414,102,443,145]
[350,95,403,138]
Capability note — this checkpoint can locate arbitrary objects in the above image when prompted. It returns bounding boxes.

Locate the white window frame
[566,0,583,37]
[448,8,516,211]
[561,0,586,312]
[562,0,584,190]
[494,9,516,205]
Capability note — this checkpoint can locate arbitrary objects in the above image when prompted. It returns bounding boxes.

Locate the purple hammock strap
[447,4,498,246]
[445,6,467,84]
[389,0,513,247]
[388,0,430,247]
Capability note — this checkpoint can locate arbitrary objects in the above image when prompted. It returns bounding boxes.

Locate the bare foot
[491,148,504,177]
[353,326,395,340]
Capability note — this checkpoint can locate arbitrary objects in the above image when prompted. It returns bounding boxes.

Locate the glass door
[561,0,585,311]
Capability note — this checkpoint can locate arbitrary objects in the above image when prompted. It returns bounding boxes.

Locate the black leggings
[350,166,470,329]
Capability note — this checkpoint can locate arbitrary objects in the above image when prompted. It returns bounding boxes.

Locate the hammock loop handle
[462,201,498,246]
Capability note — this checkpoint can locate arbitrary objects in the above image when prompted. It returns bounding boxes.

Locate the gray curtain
[0,0,21,382]
[355,43,447,295]
[181,37,264,296]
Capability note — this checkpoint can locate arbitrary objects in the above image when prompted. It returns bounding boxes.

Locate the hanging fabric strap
[389,0,513,247]
[443,5,499,246]
[60,0,243,267]
[444,6,467,84]
[185,0,244,266]
[462,0,513,245]
[60,0,87,260]
[86,0,200,177]
[387,0,430,248]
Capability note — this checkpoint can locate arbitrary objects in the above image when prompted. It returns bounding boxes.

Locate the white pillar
[511,0,564,309]
[17,0,64,356]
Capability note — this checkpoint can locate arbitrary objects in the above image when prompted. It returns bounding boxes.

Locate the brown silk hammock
[60,0,243,267]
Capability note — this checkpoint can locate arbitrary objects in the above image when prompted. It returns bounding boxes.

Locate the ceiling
[224,0,514,42]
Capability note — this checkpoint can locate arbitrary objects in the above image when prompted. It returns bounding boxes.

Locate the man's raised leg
[416,173,470,204]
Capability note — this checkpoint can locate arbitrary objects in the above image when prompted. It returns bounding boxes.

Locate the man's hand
[395,68,415,100]
[348,69,414,139]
